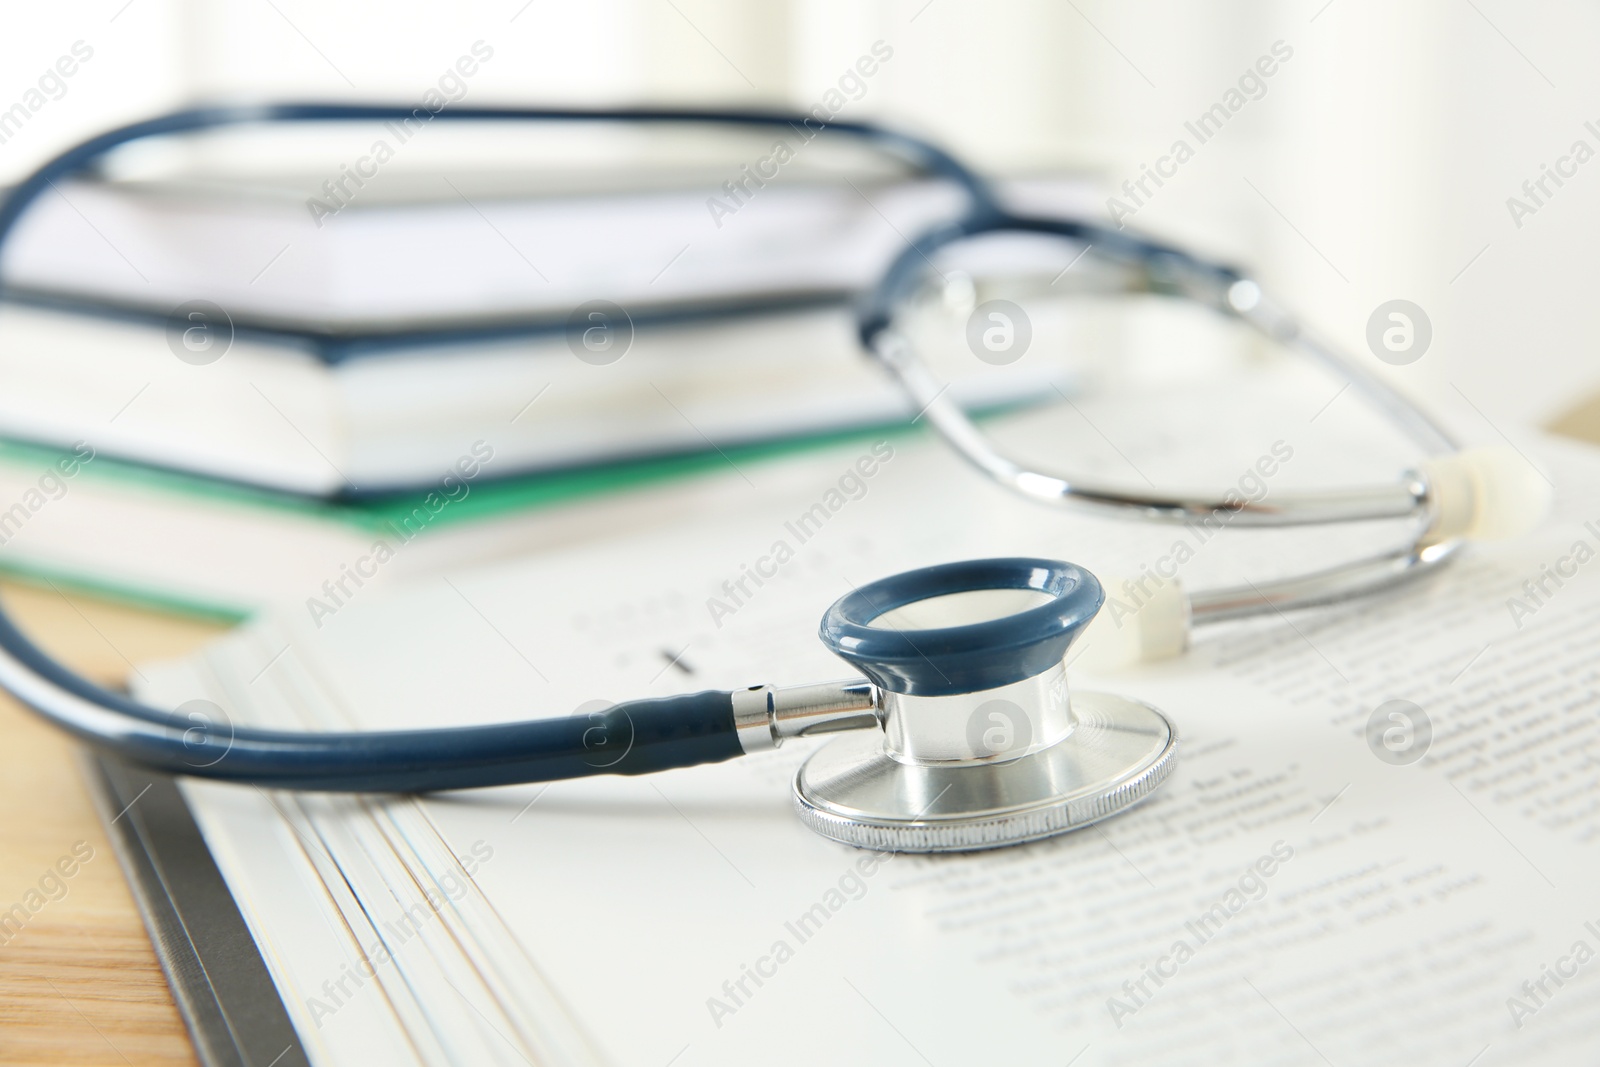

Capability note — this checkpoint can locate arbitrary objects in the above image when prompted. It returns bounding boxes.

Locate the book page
[138,376,1600,1065]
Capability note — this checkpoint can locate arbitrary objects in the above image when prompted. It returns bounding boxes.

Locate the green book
[0,424,921,623]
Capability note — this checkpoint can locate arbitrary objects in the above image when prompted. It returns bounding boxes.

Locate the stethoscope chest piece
[794,559,1178,853]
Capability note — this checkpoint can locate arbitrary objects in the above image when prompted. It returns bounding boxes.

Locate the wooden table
[0,584,220,1066]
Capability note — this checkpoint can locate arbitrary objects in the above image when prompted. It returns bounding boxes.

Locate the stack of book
[0,134,1093,617]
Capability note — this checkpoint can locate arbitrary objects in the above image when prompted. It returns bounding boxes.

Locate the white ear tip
[1421,446,1553,543]
[1078,576,1190,670]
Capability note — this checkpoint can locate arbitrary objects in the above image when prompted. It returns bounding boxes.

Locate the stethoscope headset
[0,104,1550,852]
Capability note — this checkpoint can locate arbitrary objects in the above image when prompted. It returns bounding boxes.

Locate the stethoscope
[0,104,1550,853]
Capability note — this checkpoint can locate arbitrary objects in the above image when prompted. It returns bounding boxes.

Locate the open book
[134,372,1600,1065]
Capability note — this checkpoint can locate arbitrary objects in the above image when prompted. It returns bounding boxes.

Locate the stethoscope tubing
[0,103,1467,789]
[0,597,743,790]
[0,102,1000,254]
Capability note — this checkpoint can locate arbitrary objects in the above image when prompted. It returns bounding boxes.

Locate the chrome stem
[732,680,880,754]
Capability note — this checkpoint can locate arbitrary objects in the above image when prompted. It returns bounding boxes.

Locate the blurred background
[2,0,1595,433]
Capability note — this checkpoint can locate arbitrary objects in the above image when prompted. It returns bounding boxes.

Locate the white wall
[2,0,1594,433]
